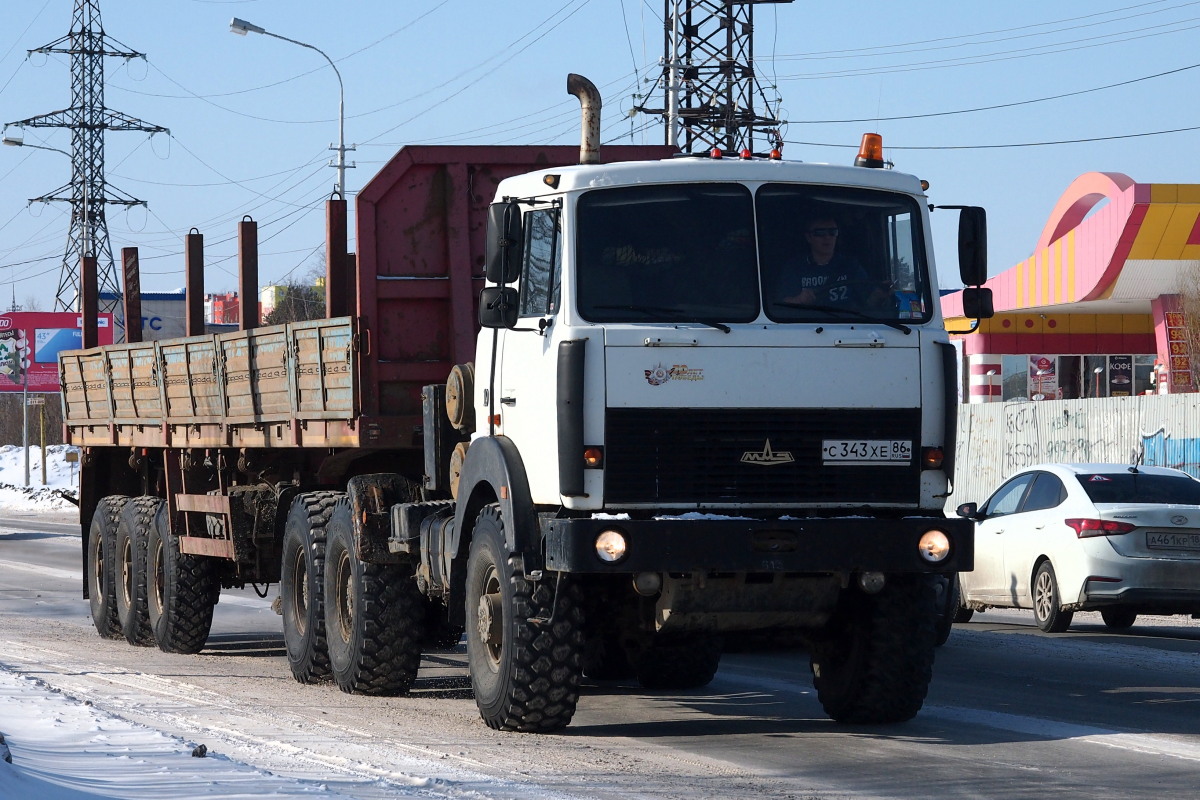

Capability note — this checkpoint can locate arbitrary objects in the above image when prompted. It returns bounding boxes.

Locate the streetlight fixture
[229,18,353,196]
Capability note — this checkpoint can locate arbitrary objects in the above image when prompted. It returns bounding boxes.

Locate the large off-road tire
[634,634,722,690]
[1100,607,1137,630]
[87,495,129,639]
[281,491,342,684]
[324,499,425,695]
[1032,561,1073,633]
[147,501,219,654]
[810,574,937,724]
[115,497,160,646]
[933,573,960,647]
[465,505,585,732]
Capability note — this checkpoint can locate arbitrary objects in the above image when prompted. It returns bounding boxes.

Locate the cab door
[494,206,564,504]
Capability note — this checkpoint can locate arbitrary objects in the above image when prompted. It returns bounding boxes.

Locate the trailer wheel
[465,505,584,732]
[324,499,424,695]
[634,635,722,690]
[147,501,219,654]
[87,495,130,639]
[810,574,937,724]
[281,491,341,683]
[115,497,161,647]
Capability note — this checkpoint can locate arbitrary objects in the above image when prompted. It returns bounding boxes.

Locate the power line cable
[787,122,1200,151]
[797,61,1200,123]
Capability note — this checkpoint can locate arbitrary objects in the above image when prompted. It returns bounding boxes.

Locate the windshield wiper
[775,302,912,335]
[593,304,732,333]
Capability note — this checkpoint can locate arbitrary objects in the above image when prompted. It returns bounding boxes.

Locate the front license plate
[1146,531,1200,550]
[822,439,912,465]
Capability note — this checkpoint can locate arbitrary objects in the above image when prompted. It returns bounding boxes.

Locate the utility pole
[645,0,792,154]
[4,0,167,320]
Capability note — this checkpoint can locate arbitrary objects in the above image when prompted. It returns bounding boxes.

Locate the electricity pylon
[648,0,793,154]
[5,0,168,315]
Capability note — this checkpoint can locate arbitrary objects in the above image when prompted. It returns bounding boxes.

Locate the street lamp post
[229,18,353,196]
[3,132,72,486]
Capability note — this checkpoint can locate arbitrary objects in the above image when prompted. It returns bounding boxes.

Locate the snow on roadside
[0,444,79,511]
[0,670,394,800]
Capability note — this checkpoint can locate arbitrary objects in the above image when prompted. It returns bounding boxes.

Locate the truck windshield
[574,182,931,324]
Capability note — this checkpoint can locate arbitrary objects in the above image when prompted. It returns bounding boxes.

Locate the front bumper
[541,515,973,575]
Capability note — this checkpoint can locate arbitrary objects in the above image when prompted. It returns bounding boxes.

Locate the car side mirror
[485,201,523,285]
[479,286,519,329]
[956,502,979,520]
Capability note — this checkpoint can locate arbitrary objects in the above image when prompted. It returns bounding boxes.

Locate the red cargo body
[61,145,672,452]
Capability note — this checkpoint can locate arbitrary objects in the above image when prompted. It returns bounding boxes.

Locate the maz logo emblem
[741,439,794,466]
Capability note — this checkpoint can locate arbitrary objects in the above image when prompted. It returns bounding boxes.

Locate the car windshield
[574,182,932,324]
[1075,472,1200,505]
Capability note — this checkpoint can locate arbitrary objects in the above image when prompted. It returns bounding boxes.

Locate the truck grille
[604,408,922,505]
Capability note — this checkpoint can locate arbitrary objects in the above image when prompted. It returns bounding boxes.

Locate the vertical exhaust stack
[567,73,601,165]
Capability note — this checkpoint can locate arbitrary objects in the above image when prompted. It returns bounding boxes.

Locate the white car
[954,463,1200,632]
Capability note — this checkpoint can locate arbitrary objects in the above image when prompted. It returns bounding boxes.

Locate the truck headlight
[595,529,628,562]
[918,529,951,563]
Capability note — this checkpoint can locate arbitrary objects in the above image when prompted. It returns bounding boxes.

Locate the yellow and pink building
[942,171,1200,402]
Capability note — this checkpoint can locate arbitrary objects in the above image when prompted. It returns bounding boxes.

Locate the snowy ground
[1,446,424,800]
[0,443,81,513]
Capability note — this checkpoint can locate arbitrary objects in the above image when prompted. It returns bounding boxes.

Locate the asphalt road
[3,513,1199,799]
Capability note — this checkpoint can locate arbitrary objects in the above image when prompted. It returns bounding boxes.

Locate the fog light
[918,529,951,563]
[595,529,628,562]
[633,572,662,596]
[858,571,886,594]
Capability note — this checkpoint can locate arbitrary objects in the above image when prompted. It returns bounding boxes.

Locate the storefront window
[1001,355,1028,400]
[1084,355,1106,398]
[1135,355,1156,395]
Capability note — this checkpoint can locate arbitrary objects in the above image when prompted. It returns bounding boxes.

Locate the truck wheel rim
[120,539,134,606]
[290,549,309,636]
[334,551,354,642]
[476,565,503,668]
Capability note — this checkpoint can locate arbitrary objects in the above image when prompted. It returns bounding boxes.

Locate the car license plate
[1146,531,1200,550]
[822,439,912,465]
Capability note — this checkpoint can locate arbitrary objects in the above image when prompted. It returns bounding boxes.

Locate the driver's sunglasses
[807,227,839,238]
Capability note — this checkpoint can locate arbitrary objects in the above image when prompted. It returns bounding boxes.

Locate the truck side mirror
[957,206,987,287]
[479,286,519,329]
[485,201,523,285]
[961,287,994,319]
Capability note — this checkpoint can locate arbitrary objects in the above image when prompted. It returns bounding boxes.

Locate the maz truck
[62,75,992,733]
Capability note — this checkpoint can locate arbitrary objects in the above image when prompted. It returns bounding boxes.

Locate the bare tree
[262,277,326,325]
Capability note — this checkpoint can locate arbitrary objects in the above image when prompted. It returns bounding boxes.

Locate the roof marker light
[739,148,752,160]
[769,149,782,160]
[710,147,723,159]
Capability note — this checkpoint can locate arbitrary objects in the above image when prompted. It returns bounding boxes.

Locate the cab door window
[519,208,561,317]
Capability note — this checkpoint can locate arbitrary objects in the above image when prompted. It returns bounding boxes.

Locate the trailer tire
[87,495,130,639]
[115,497,160,647]
[810,574,937,724]
[147,501,219,654]
[281,491,342,684]
[465,505,584,732]
[324,499,424,696]
[634,635,722,690]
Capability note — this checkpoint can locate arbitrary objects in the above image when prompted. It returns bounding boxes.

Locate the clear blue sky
[2,0,1198,309]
